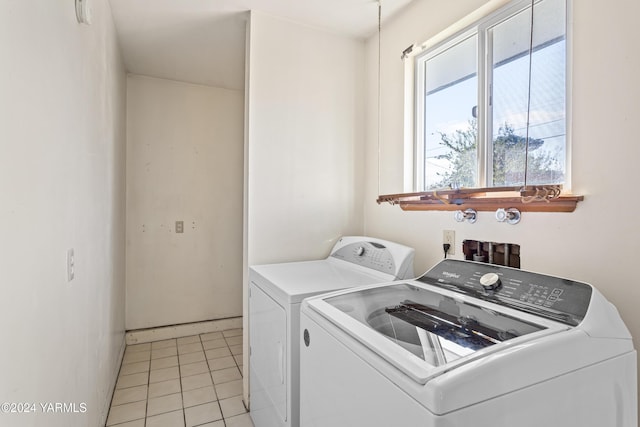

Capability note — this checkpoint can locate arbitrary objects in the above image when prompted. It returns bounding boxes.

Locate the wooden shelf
[377,186,584,213]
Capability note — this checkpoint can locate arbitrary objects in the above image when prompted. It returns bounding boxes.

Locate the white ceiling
[108,0,415,90]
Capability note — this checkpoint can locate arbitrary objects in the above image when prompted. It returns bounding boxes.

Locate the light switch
[67,249,75,282]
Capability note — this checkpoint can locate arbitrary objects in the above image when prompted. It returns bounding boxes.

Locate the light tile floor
[106,329,254,427]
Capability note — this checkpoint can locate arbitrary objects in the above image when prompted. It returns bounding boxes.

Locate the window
[414,0,568,191]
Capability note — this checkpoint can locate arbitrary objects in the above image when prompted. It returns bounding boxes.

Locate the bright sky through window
[417,0,567,190]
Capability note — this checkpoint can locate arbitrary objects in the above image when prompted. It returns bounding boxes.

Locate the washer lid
[307,280,567,384]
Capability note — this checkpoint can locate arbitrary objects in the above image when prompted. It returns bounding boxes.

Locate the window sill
[377,186,583,212]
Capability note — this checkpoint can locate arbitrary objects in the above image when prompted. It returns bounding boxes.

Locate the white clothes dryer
[300,259,637,427]
[249,236,415,427]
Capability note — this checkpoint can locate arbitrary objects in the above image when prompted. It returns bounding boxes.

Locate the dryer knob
[355,246,365,256]
[480,272,501,291]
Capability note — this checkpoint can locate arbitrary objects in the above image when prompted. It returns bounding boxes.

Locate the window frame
[414,28,480,191]
[410,0,571,192]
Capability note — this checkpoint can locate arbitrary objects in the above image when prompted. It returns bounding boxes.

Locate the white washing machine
[300,259,637,427]
[249,236,415,427]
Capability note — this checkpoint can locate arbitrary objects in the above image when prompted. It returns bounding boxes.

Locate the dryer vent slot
[462,240,520,268]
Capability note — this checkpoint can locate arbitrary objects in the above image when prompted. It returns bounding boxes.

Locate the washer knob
[355,246,365,256]
[480,272,501,291]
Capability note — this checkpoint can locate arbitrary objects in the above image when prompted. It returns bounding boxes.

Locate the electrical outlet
[175,221,184,233]
[443,230,455,255]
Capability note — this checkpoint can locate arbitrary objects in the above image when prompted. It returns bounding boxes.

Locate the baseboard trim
[125,317,242,345]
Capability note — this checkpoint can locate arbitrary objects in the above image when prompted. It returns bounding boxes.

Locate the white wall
[243,10,366,403]
[126,75,244,330]
[246,11,366,266]
[0,1,126,425]
[364,0,640,407]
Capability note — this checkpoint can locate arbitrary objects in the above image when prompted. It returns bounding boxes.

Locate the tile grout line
[178,340,186,427]
[145,348,150,427]
[105,347,127,426]
[201,333,226,427]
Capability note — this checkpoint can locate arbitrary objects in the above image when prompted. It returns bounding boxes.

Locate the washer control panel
[331,241,396,275]
[419,259,593,326]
